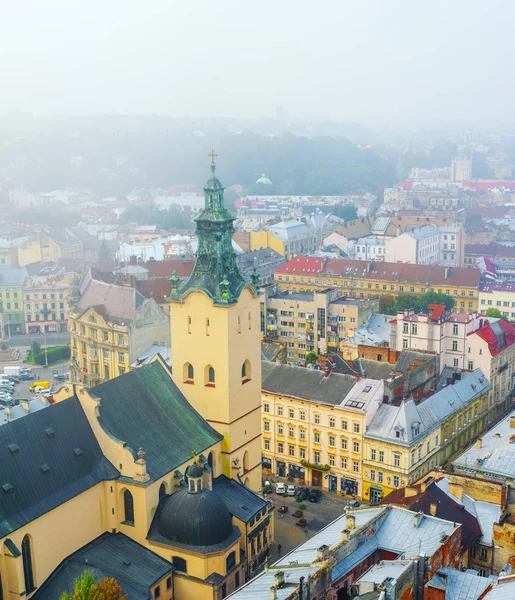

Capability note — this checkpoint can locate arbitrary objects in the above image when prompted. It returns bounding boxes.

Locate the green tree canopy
[379,291,455,315]
[485,307,509,322]
[60,571,127,600]
[305,352,317,365]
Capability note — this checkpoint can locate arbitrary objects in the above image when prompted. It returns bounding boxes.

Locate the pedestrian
[277,544,282,555]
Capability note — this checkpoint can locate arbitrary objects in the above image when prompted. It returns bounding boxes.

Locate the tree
[99,239,110,262]
[60,571,127,600]
[331,204,358,222]
[305,352,317,365]
[31,340,41,355]
[485,307,509,322]
[380,291,455,316]
[379,294,397,314]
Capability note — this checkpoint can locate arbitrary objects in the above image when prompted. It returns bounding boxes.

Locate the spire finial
[208,147,218,173]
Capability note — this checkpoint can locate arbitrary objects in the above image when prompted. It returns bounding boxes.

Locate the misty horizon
[1,0,513,124]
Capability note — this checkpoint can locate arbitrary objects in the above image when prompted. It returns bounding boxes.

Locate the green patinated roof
[93,361,222,481]
[172,163,254,304]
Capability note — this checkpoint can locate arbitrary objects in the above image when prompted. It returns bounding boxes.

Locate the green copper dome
[172,162,248,304]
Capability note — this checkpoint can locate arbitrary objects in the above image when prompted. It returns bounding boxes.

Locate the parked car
[20,373,35,380]
[308,489,322,503]
[297,487,310,500]
[287,485,296,496]
[55,373,68,381]
[275,482,286,494]
[347,499,360,509]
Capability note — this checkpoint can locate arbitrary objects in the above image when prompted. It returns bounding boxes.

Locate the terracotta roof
[136,278,172,304]
[471,320,515,356]
[463,180,515,191]
[394,180,414,190]
[145,259,195,279]
[275,256,326,275]
[77,277,146,323]
[381,480,481,553]
[466,243,515,258]
[428,304,445,320]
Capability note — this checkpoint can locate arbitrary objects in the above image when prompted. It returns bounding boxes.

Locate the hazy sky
[1,0,513,122]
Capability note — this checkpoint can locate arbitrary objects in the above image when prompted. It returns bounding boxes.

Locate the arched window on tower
[22,535,35,594]
[242,360,251,383]
[184,362,194,383]
[123,489,135,525]
[205,365,215,386]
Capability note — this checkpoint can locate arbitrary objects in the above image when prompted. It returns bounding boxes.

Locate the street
[3,332,70,348]
[2,365,69,400]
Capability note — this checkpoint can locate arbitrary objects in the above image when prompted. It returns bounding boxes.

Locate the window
[341,458,347,469]
[264,439,270,450]
[341,420,348,430]
[452,341,458,351]
[22,535,35,594]
[453,323,459,335]
[329,455,335,466]
[314,413,320,424]
[480,548,488,561]
[353,441,359,453]
[403,338,408,349]
[118,352,125,363]
[154,586,161,599]
[226,551,236,572]
[172,556,187,572]
[263,421,270,431]
[329,435,335,447]
[185,363,194,381]
[370,469,375,481]
[207,366,215,384]
[314,451,321,464]
[242,360,251,381]
[277,442,283,453]
[393,476,400,487]
[453,358,459,367]
[277,406,283,416]
[123,489,135,525]
[300,411,306,421]
[353,461,359,472]
[300,428,306,440]
[394,454,400,467]
[411,323,417,334]
[371,449,376,460]
[341,438,347,450]
[300,447,305,459]
[379,451,384,463]
[468,361,473,371]
[314,432,320,443]
[353,423,360,433]
[167,576,172,590]
[329,417,335,427]
[289,408,294,418]
[263,403,269,413]
[277,424,283,435]
[289,426,294,437]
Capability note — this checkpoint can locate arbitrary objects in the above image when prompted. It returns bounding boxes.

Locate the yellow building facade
[362,370,490,503]
[274,257,480,312]
[261,364,387,497]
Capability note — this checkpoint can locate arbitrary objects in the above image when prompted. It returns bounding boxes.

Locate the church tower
[169,154,262,491]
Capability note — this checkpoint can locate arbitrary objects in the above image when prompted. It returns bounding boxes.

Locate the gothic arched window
[22,535,35,594]
[123,489,135,525]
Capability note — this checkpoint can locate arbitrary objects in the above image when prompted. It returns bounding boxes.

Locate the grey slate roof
[366,369,490,445]
[354,358,393,380]
[212,475,269,523]
[33,533,173,600]
[425,567,492,600]
[92,361,223,481]
[393,349,433,374]
[0,265,28,287]
[77,268,146,323]
[261,361,357,406]
[0,396,119,538]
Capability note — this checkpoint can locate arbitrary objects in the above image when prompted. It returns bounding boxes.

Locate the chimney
[445,267,450,279]
[341,530,350,543]
[413,512,424,528]
[476,438,482,449]
[269,587,277,600]
[316,545,329,562]
[448,483,463,501]
[299,577,305,600]
[346,514,356,531]
[430,503,438,516]
[510,416,515,429]
[274,572,285,588]
[405,487,418,498]
[19,399,30,413]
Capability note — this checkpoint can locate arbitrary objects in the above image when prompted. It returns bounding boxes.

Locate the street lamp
[44,329,48,367]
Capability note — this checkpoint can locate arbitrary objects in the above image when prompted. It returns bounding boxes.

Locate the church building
[0,160,272,600]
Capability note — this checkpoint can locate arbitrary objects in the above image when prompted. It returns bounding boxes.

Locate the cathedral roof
[32,532,173,600]
[0,396,118,538]
[92,360,223,481]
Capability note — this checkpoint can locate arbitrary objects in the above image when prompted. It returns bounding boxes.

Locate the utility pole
[44,329,48,367]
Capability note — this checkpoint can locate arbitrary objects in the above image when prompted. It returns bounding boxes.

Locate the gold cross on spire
[208,147,218,165]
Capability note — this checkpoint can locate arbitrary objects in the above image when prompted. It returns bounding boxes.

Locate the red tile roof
[394,180,414,190]
[428,304,445,320]
[136,278,172,304]
[275,256,326,275]
[472,319,515,356]
[145,259,195,279]
[276,257,480,288]
[463,180,515,191]
[466,243,515,258]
